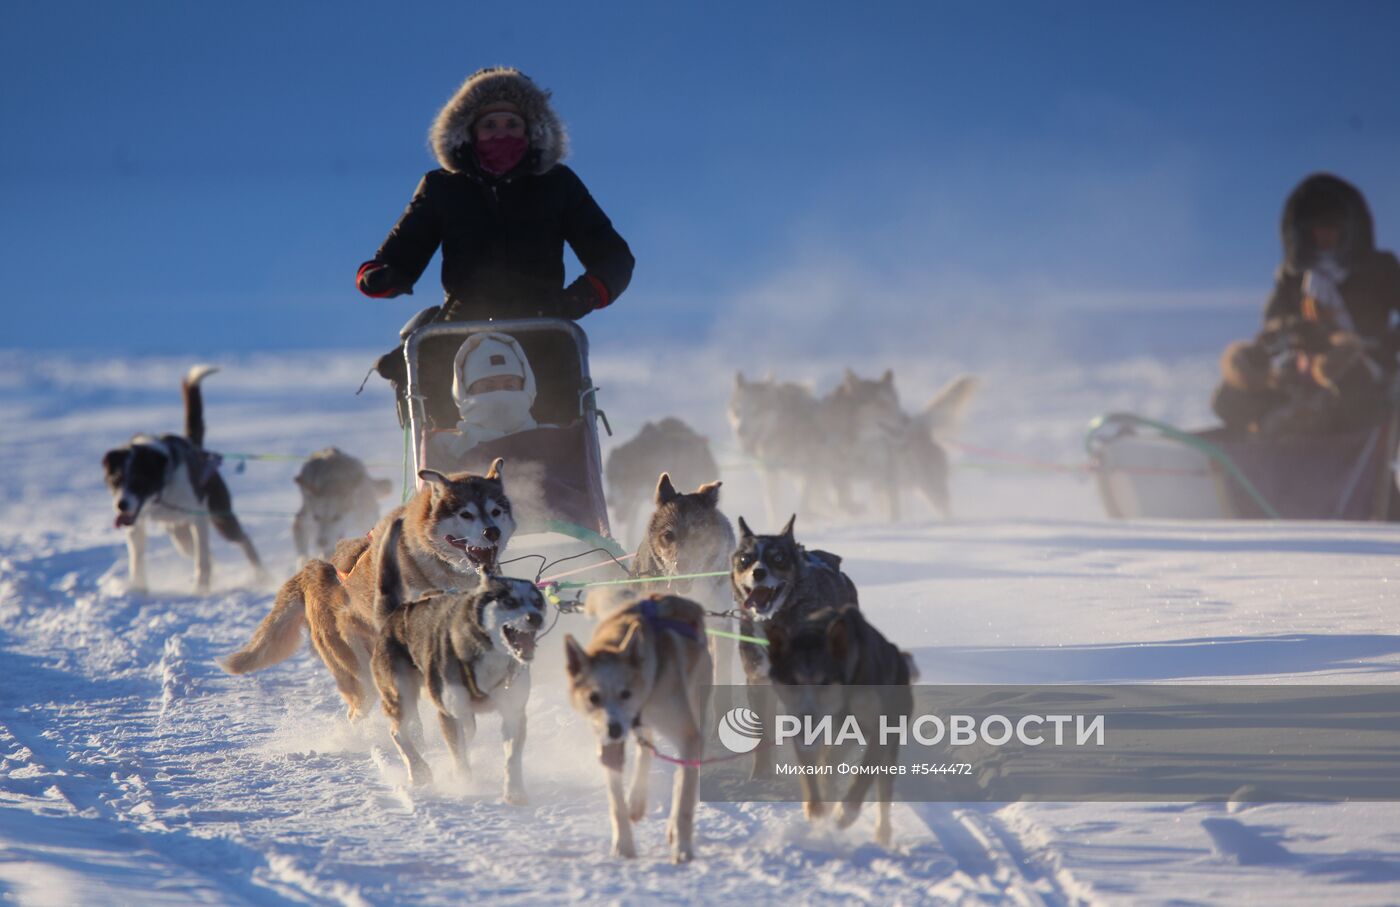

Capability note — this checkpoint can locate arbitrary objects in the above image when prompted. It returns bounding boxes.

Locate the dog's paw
[834,800,862,829]
[503,786,528,806]
[612,837,637,859]
[803,799,827,821]
[671,844,694,864]
[126,584,149,598]
[628,796,648,822]
[407,763,434,787]
[874,818,893,848]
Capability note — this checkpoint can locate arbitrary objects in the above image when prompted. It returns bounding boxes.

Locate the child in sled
[423,332,543,467]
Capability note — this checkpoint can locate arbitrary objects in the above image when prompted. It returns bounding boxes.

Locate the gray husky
[823,370,978,520]
[728,373,839,524]
[292,447,394,565]
[606,418,720,544]
[631,473,737,683]
[371,516,545,799]
[729,369,978,523]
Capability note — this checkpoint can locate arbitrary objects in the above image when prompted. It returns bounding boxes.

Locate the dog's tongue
[599,741,625,771]
[744,586,775,610]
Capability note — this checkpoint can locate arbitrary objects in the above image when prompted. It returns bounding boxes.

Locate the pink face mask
[475,135,529,176]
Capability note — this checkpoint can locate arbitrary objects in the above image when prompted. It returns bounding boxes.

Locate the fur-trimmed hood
[1281,173,1376,275]
[429,67,569,176]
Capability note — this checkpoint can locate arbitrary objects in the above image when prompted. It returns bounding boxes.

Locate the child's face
[468,375,525,394]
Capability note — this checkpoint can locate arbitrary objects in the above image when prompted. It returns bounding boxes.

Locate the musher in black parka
[1212,174,1400,436]
[360,67,635,428]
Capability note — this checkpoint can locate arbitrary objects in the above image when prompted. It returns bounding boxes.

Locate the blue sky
[5,1,1400,354]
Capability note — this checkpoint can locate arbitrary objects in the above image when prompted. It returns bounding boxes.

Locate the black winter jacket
[368,161,634,322]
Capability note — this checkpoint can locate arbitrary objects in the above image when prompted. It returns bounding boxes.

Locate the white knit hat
[452,332,537,405]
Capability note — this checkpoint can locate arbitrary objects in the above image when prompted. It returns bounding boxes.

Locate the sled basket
[402,318,613,539]
[1086,408,1399,521]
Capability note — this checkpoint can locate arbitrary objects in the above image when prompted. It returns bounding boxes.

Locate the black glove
[357,261,407,299]
[558,276,604,320]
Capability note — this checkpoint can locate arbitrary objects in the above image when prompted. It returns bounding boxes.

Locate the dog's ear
[780,514,797,540]
[564,634,587,678]
[102,448,129,480]
[485,457,505,481]
[881,368,894,386]
[372,478,395,497]
[695,480,722,507]
[737,516,753,540]
[418,469,450,496]
[655,472,679,506]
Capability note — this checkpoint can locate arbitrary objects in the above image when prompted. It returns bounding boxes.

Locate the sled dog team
[102,365,947,863]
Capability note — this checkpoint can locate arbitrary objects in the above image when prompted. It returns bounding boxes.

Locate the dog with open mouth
[101,364,264,594]
[729,514,859,777]
[223,460,515,721]
[370,516,543,798]
[564,593,712,863]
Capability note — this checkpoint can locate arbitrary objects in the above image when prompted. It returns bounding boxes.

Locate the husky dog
[292,447,394,565]
[223,461,514,720]
[371,518,544,798]
[564,595,712,863]
[101,365,264,594]
[729,515,858,777]
[823,370,979,521]
[632,474,737,683]
[728,373,840,523]
[605,418,720,543]
[766,605,915,846]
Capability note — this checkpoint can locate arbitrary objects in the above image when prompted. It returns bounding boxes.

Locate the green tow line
[1085,413,1281,519]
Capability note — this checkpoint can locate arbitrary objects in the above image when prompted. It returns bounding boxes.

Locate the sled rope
[1084,414,1282,519]
[636,735,772,768]
[540,570,729,593]
[216,451,401,469]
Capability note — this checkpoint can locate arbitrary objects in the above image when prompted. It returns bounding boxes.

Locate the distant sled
[1086,409,1399,521]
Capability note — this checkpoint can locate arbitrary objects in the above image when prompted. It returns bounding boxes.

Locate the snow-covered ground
[4,346,1400,906]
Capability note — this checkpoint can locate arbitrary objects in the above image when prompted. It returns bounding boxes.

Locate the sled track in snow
[914,804,1091,906]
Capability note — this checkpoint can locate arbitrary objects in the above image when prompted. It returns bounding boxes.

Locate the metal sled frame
[1087,408,1400,521]
[402,318,612,540]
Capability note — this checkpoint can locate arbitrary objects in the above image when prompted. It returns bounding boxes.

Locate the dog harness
[637,597,702,643]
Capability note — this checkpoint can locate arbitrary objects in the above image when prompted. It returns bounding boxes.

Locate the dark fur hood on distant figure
[1281,173,1376,275]
[429,67,569,176]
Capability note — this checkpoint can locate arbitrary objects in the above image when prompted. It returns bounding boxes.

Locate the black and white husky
[101,365,264,594]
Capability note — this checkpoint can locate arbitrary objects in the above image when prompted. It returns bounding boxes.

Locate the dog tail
[222,568,316,674]
[374,517,406,622]
[182,364,219,448]
[919,374,979,439]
